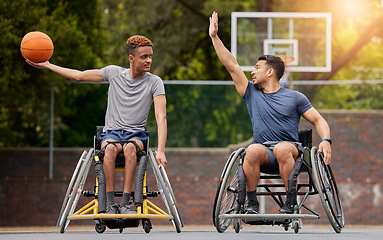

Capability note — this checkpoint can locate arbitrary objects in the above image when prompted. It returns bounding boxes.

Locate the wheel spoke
[213,148,245,233]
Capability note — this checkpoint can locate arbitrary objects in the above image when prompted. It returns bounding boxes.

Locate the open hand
[26,59,50,69]
[209,11,218,38]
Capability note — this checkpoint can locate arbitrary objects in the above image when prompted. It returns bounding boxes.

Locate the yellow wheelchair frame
[57,140,183,233]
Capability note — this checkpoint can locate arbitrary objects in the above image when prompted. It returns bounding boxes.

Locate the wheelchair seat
[260,129,312,174]
[94,126,146,168]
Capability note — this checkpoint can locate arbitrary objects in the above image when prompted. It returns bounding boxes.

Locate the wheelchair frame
[56,127,183,234]
[212,130,345,234]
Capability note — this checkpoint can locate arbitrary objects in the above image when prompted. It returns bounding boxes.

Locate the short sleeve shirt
[243,82,312,143]
[101,65,165,132]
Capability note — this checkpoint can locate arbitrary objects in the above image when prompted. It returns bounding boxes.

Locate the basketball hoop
[277,55,295,66]
[276,55,294,88]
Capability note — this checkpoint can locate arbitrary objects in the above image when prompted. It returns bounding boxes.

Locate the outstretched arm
[26,60,103,82]
[302,107,332,165]
[209,12,248,97]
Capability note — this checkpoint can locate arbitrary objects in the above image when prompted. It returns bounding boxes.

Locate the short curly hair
[126,35,153,55]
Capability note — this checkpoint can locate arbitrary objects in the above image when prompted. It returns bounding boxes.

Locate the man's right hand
[209,11,218,38]
[26,59,50,69]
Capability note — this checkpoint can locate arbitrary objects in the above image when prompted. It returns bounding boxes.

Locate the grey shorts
[261,141,303,165]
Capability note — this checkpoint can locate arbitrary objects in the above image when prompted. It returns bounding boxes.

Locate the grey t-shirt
[101,65,165,132]
[243,82,312,144]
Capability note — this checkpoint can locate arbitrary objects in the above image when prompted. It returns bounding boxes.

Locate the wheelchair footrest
[68,213,173,220]
[219,213,319,222]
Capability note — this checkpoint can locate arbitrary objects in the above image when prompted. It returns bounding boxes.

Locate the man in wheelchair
[27,35,168,215]
[209,12,332,214]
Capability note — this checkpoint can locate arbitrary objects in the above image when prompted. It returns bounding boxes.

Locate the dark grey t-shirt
[101,65,165,132]
[243,82,312,144]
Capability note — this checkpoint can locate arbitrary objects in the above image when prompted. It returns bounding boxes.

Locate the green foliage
[0,0,105,147]
[2,0,383,148]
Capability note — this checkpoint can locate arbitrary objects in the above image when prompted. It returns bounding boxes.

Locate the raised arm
[209,12,248,97]
[302,107,332,164]
[26,59,104,82]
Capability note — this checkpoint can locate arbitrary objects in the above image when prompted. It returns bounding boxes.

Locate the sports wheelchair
[57,126,183,233]
[213,129,344,233]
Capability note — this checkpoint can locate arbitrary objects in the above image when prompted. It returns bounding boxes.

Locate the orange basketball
[20,31,54,63]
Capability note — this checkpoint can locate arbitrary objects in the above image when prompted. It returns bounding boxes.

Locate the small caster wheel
[95,222,106,234]
[234,221,241,233]
[143,219,152,233]
[284,224,289,231]
[293,221,300,234]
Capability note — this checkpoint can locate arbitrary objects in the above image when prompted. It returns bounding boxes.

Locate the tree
[0,0,105,147]
[2,0,383,147]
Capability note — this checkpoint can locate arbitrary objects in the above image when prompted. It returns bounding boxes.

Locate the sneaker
[105,203,119,214]
[279,189,297,214]
[279,202,294,214]
[119,203,137,214]
[244,200,259,214]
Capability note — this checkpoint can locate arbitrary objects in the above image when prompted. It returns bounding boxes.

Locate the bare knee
[123,143,137,162]
[274,142,298,164]
[104,144,119,163]
[245,144,267,166]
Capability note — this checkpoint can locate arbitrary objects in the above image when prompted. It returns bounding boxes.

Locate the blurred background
[2,0,383,148]
[1,0,383,228]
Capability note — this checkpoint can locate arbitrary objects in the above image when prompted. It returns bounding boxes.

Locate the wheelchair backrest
[298,129,312,148]
[95,126,104,150]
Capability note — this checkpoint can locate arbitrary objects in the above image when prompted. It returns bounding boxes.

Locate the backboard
[231,12,332,73]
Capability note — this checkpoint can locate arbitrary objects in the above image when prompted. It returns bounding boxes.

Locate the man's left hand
[318,141,332,165]
[156,151,167,168]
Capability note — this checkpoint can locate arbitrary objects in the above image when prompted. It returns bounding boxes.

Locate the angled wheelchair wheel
[56,150,87,228]
[58,148,94,233]
[148,149,182,233]
[311,147,345,233]
[159,161,184,228]
[213,147,245,233]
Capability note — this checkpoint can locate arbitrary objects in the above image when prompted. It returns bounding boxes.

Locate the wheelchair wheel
[58,148,94,233]
[311,147,345,233]
[148,149,182,233]
[159,161,184,228]
[56,150,87,228]
[213,148,245,233]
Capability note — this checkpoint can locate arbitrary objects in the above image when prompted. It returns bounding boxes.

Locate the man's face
[130,46,153,72]
[251,60,270,87]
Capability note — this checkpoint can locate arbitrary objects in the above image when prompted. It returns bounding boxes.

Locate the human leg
[243,144,269,213]
[273,142,299,214]
[101,139,123,214]
[273,142,299,189]
[119,138,145,214]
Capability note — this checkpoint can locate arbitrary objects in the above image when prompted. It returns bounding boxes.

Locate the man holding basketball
[209,12,332,214]
[27,35,167,215]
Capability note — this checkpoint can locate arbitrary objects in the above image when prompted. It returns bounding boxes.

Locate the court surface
[1,225,382,240]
